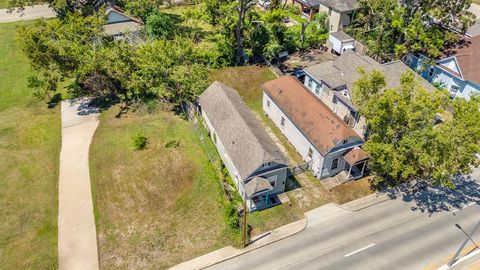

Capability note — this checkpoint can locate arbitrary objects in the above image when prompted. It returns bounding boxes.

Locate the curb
[335,193,390,212]
[200,217,308,270]
[170,217,308,270]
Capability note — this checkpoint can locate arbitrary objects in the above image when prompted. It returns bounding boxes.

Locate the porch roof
[294,0,320,8]
[343,147,369,165]
[245,177,273,198]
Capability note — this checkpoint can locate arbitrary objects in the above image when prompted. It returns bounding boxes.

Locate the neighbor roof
[199,82,287,180]
[442,35,480,85]
[106,5,143,24]
[262,76,362,156]
[467,20,480,37]
[330,31,354,42]
[294,0,320,8]
[304,50,436,110]
[317,0,359,12]
[103,21,142,36]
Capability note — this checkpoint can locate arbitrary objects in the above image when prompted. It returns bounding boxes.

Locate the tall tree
[349,0,476,61]
[234,0,256,64]
[353,70,480,188]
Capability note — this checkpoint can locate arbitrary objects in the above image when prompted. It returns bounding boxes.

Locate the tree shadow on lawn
[382,174,480,215]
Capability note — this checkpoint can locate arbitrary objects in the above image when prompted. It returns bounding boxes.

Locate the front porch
[321,147,370,190]
[244,176,281,211]
[247,193,282,211]
[291,0,319,21]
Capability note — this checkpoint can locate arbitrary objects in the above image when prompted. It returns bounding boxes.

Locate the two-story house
[303,50,436,137]
[199,82,289,211]
[291,0,359,32]
[263,76,369,180]
[406,35,480,99]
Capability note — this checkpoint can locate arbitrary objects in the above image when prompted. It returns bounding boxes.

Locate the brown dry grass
[210,66,374,236]
[90,108,234,269]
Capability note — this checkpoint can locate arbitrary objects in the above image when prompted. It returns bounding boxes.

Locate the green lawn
[0,22,60,269]
[90,108,234,269]
[0,0,9,8]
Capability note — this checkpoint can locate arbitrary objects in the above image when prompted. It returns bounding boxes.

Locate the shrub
[146,11,175,39]
[132,133,148,150]
[165,139,180,148]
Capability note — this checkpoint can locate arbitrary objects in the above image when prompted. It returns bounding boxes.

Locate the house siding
[263,91,362,179]
[406,54,480,99]
[106,11,132,24]
[201,108,288,205]
[304,73,367,137]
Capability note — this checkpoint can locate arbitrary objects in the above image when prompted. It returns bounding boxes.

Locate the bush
[146,11,175,39]
[132,133,148,150]
[165,139,180,148]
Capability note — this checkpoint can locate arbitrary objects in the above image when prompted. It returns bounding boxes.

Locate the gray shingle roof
[199,82,287,180]
[467,20,480,37]
[317,0,359,12]
[330,31,354,42]
[304,50,436,110]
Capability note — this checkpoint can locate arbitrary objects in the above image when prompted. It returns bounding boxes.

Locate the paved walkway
[0,4,55,23]
[58,99,99,270]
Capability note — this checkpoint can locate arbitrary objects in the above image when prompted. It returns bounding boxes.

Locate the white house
[103,5,143,39]
[262,76,369,180]
[199,82,289,211]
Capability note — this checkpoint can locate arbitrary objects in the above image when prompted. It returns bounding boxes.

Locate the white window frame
[428,67,435,78]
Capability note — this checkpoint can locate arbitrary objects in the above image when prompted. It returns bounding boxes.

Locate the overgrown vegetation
[348,0,476,61]
[353,69,480,188]
[90,109,236,269]
[0,21,59,269]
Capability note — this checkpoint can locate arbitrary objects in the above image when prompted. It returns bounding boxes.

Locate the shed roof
[442,35,480,85]
[262,76,362,156]
[294,0,320,8]
[330,31,354,42]
[244,177,273,198]
[199,82,287,180]
[317,0,359,12]
[343,147,369,165]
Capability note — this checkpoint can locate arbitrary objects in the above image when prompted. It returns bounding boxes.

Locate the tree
[353,70,480,188]
[349,0,476,61]
[145,10,175,39]
[234,0,256,64]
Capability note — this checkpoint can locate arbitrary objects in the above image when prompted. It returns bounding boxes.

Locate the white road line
[344,243,376,258]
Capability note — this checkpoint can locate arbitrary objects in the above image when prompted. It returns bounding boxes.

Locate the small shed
[329,31,355,55]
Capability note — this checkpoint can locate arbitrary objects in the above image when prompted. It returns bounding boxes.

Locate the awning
[343,147,369,165]
[244,176,273,198]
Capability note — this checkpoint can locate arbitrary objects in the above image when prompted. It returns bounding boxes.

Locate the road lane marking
[344,243,376,258]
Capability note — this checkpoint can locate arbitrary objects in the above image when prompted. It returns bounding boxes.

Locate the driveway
[58,99,99,270]
[0,4,55,23]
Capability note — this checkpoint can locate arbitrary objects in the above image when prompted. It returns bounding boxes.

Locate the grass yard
[210,66,374,236]
[0,22,60,269]
[90,108,234,269]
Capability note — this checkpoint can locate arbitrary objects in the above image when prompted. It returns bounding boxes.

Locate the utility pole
[242,199,248,247]
[448,219,480,267]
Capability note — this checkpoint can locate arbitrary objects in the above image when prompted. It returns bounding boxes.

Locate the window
[307,148,313,159]
[328,7,332,15]
[213,132,217,144]
[428,67,435,78]
[331,158,339,170]
[268,175,277,188]
[267,100,270,108]
[450,84,459,97]
[333,96,338,104]
[307,78,313,89]
[263,162,271,168]
[281,117,285,127]
[315,84,321,95]
[343,139,348,145]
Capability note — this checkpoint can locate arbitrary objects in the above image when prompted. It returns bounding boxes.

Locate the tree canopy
[348,0,476,61]
[353,70,480,188]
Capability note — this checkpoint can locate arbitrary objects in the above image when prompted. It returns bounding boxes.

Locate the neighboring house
[262,75,369,180]
[466,20,480,37]
[303,50,436,137]
[406,35,480,99]
[199,82,289,211]
[291,0,359,32]
[103,5,143,39]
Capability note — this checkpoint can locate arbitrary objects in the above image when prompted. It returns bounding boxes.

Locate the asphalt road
[208,178,480,270]
[0,4,55,23]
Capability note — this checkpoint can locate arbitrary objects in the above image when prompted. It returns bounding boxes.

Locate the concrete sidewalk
[0,4,55,23]
[58,99,99,270]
